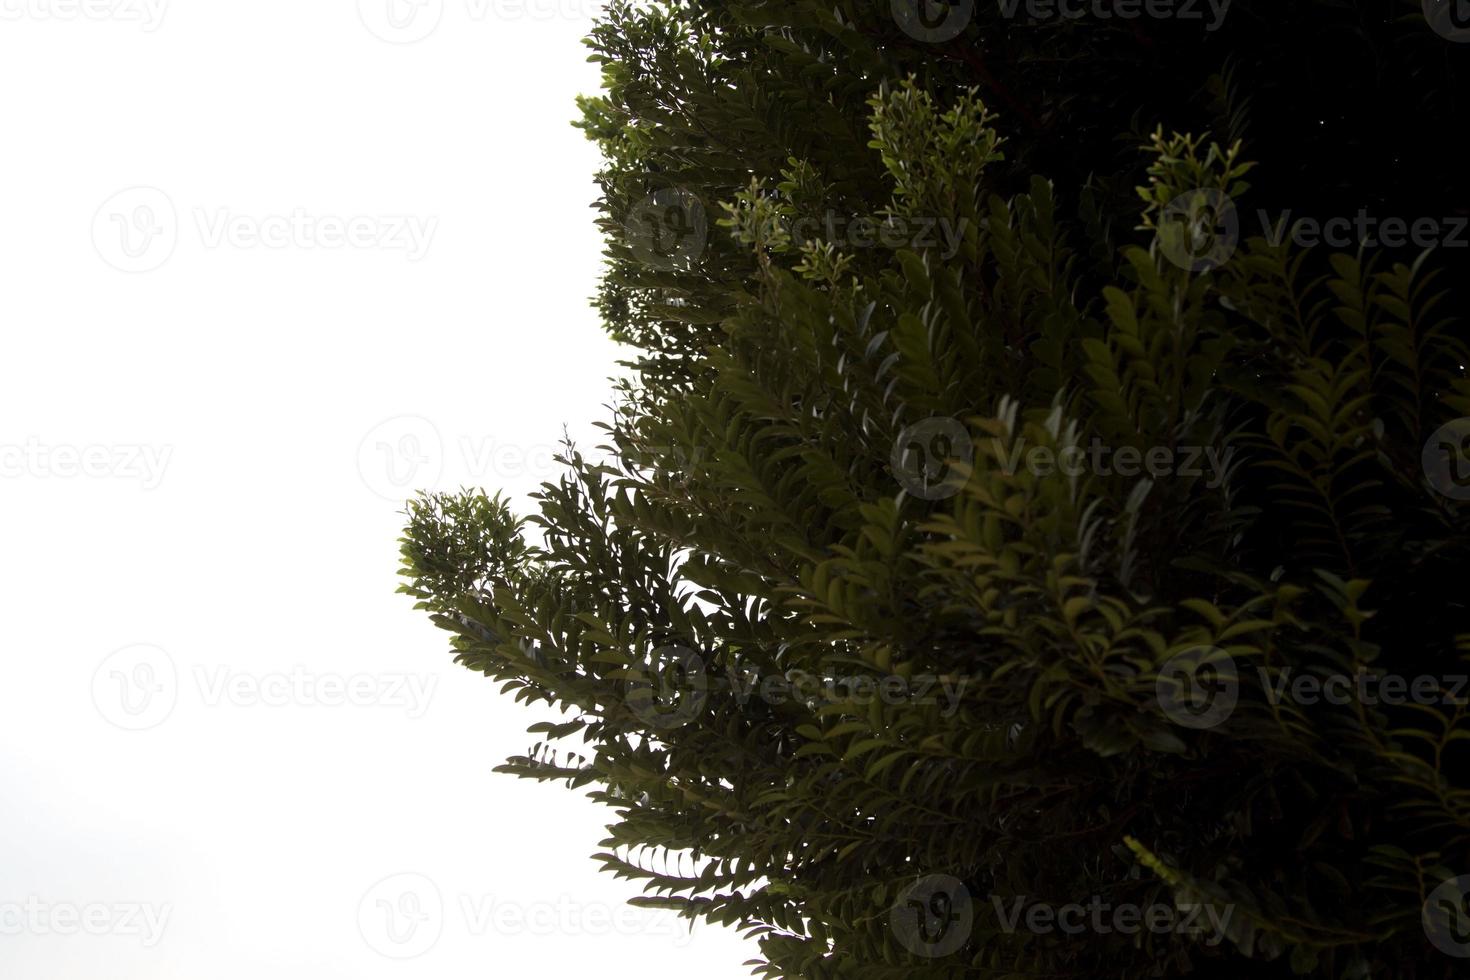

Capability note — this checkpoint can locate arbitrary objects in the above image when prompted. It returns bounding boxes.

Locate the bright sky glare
[0,2,757,976]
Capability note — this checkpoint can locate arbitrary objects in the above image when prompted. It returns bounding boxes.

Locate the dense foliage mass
[400,2,1470,976]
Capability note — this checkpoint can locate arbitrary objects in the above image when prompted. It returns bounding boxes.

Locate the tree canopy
[400,3,1470,976]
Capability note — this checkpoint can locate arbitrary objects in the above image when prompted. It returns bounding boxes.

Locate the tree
[399,2,1470,976]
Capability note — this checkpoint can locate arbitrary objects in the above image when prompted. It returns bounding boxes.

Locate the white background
[0,1,754,976]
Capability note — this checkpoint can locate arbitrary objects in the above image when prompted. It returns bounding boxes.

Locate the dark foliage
[400,3,1470,976]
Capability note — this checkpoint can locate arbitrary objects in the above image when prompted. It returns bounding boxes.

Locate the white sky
[0,2,757,976]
